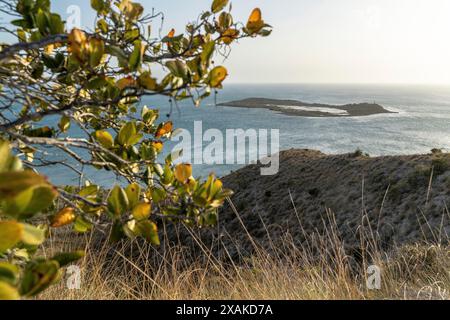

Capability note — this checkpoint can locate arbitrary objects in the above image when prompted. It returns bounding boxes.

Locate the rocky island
[218,97,395,117]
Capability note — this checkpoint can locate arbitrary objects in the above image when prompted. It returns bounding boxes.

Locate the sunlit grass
[38,202,450,300]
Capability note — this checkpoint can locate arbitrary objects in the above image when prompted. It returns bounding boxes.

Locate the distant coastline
[218,97,395,117]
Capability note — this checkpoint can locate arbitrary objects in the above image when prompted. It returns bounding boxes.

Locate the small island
[218,97,395,117]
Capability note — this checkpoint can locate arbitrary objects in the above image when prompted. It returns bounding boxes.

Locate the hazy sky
[3,0,450,84]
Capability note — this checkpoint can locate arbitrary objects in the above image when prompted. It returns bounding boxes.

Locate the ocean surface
[38,84,450,186]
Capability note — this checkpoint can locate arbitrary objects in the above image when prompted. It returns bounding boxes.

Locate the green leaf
[0,221,23,253]
[0,281,20,300]
[219,12,233,29]
[109,220,125,243]
[0,171,49,198]
[94,130,114,148]
[89,38,105,68]
[21,224,46,246]
[165,60,188,80]
[73,216,92,233]
[124,28,140,42]
[129,41,143,72]
[0,141,22,173]
[97,19,108,33]
[23,126,54,138]
[135,220,160,245]
[105,45,128,66]
[20,260,61,297]
[107,186,129,218]
[150,187,166,203]
[117,122,142,146]
[35,9,48,34]
[0,262,19,285]
[49,13,64,35]
[161,164,174,186]
[58,115,71,132]
[200,41,215,67]
[125,183,141,209]
[51,251,85,267]
[211,0,229,13]
[91,0,106,12]
[3,184,58,219]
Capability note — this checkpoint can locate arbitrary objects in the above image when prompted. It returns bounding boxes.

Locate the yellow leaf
[68,28,88,62]
[221,28,239,45]
[50,207,76,228]
[44,44,55,54]
[132,202,152,220]
[152,141,164,153]
[94,130,114,148]
[212,0,229,13]
[209,66,228,88]
[69,28,87,44]
[246,8,265,34]
[0,221,23,253]
[123,1,144,20]
[0,282,20,300]
[155,121,173,138]
[138,72,157,91]
[116,76,137,90]
[174,163,192,184]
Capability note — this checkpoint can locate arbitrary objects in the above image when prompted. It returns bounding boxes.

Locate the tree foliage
[0,0,271,299]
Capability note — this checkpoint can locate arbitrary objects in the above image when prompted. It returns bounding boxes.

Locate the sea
[38,84,450,186]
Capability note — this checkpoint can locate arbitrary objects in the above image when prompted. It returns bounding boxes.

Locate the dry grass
[37,204,450,301]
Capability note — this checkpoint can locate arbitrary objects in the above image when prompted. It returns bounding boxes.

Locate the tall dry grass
[38,200,450,300]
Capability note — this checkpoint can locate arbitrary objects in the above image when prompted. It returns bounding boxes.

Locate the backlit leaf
[50,207,76,228]
[174,163,192,184]
[135,220,160,245]
[3,184,58,218]
[132,202,151,220]
[94,130,114,148]
[212,0,229,13]
[0,282,20,300]
[0,141,22,173]
[107,185,129,218]
[0,221,22,253]
[21,224,46,246]
[209,66,228,88]
[221,28,239,45]
[246,8,265,34]
[116,76,136,89]
[0,171,49,198]
[125,183,141,209]
[155,121,173,138]
[58,115,71,132]
[89,38,105,67]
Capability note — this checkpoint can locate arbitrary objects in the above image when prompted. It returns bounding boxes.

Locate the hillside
[162,149,450,260]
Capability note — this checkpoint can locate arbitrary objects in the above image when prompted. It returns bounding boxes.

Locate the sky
[2,0,450,84]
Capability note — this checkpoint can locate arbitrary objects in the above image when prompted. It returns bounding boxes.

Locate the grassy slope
[38,149,450,300]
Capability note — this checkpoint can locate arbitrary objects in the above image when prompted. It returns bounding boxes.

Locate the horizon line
[225,82,450,87]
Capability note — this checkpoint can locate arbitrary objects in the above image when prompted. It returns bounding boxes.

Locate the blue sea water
[38,84,450,186]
